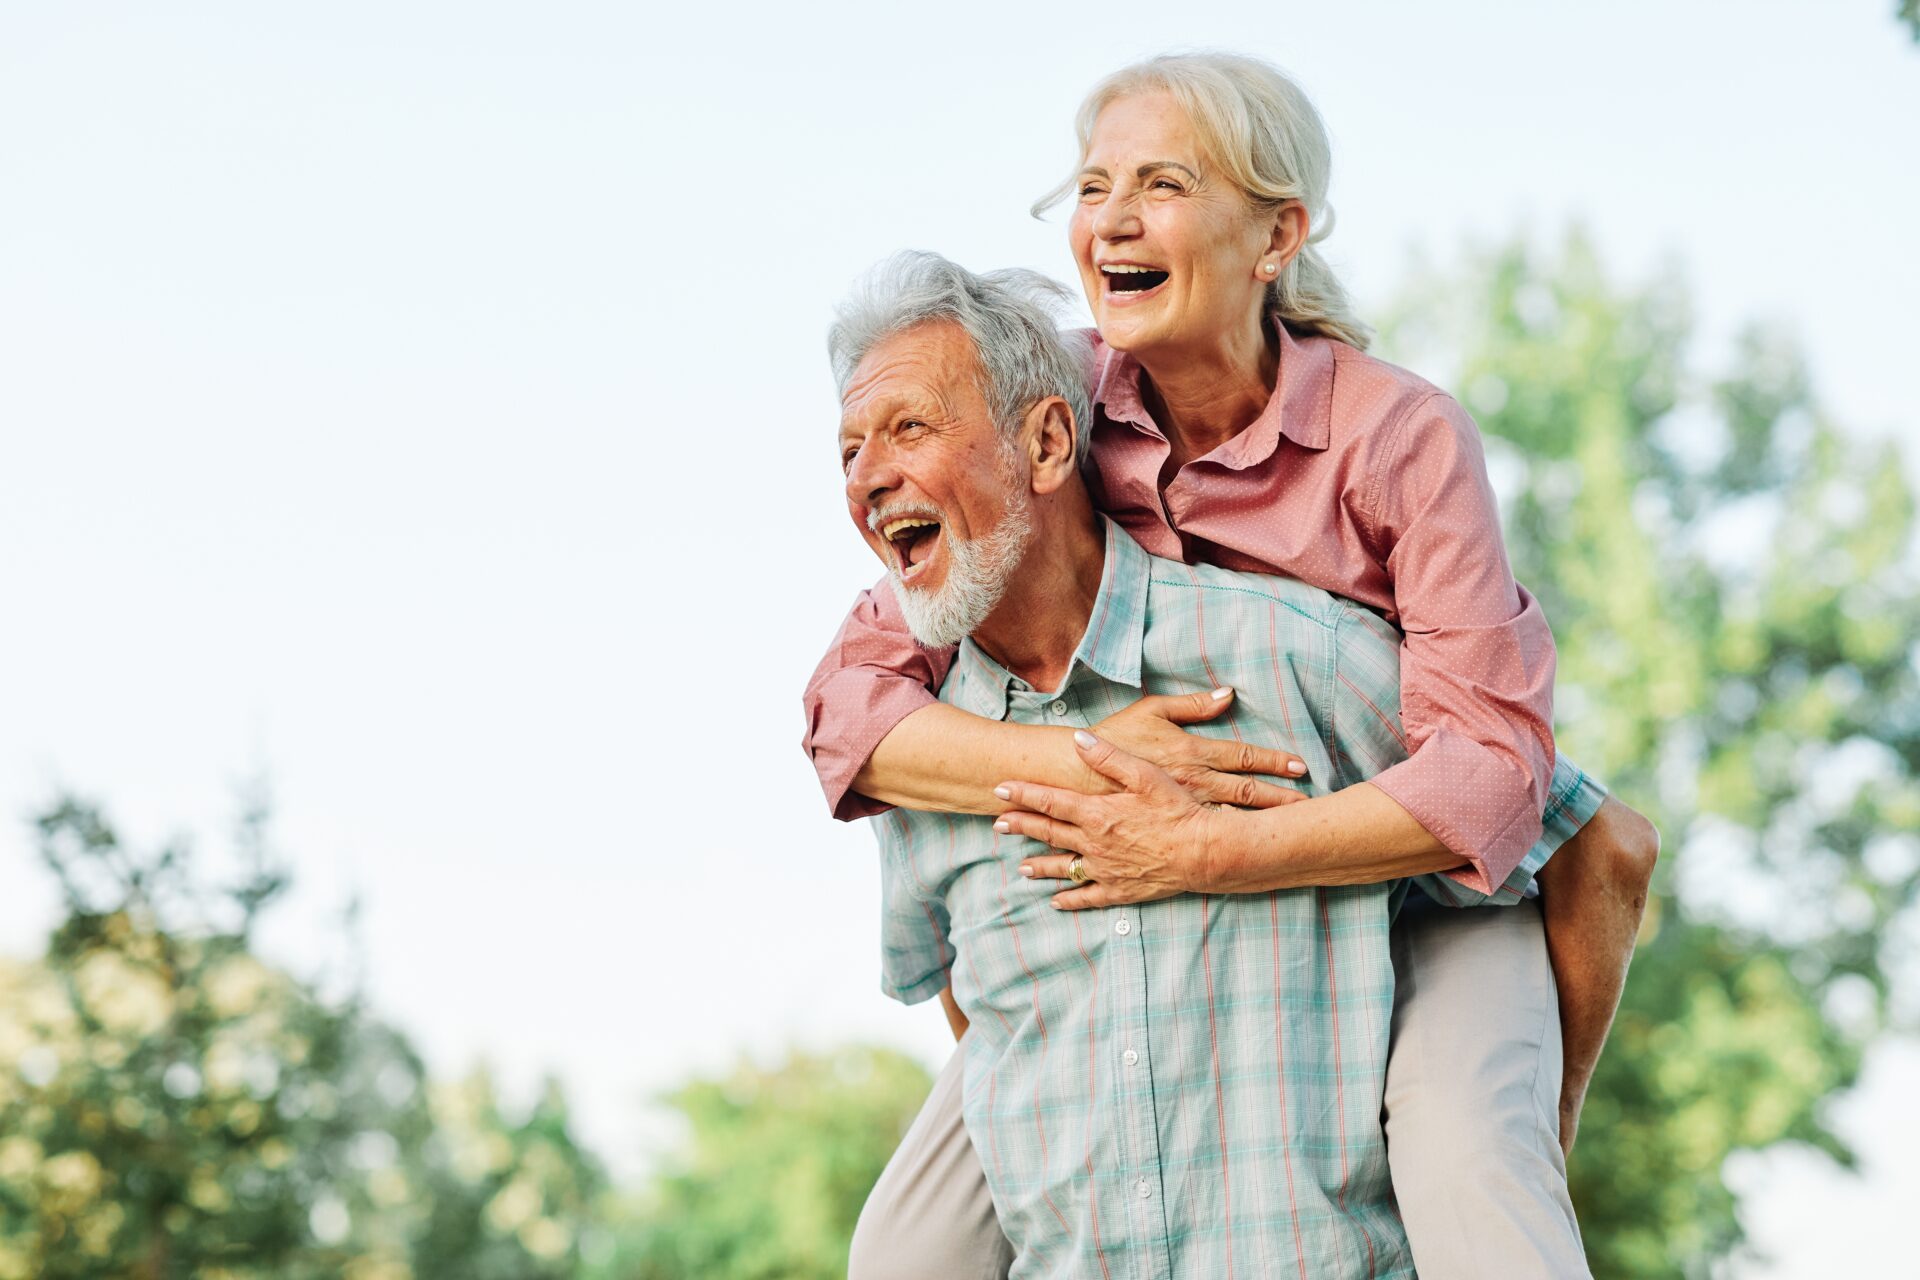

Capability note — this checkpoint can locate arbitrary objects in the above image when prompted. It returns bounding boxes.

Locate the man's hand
[994,731,1238,909]
[1092,688,1306,810]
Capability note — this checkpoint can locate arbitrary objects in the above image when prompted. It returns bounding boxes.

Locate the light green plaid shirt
[875,519,1604,1279]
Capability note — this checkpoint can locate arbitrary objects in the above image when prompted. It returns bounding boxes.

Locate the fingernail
[993,819,1011,834]
[993,785,1012,800]
[1287,760,1306,776]
[1051,900,1064,909]
[1211,686,1232,700]
[1074,730,1097,749]
[1019,864,1034,877]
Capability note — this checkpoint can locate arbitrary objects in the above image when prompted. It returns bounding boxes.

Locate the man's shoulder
[1138,549,1346,627]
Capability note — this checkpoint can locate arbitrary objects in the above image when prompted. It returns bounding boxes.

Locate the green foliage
[1381,233,1920,1276]
[1901,0,1919,41]
[596,1046,932,1280]
[0,794,605,1280]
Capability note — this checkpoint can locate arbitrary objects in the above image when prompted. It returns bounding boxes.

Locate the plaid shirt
[875,519,1604,1279]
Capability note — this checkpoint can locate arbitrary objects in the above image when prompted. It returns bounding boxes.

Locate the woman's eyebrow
[1137,161,1199,180]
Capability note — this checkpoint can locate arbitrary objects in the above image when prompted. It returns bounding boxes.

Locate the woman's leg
[848,1040,1014,1280]
[1384,899,1591,1279]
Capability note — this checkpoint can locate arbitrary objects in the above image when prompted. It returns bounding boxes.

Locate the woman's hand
[994,730,1241,910]
[1093,687,1306,809]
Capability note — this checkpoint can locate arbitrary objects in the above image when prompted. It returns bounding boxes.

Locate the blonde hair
[1037,52,1372,350]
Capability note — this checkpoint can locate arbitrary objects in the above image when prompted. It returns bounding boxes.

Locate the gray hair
[1035,51,1373,351]
[828,251,1093,461]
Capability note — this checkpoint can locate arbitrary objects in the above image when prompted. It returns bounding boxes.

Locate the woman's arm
[1358,393,1559,894]
[859,693,1310,815]
[999,732,1461,903]
[806,579,1310,818]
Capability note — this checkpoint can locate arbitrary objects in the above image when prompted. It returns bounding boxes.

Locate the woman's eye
[1078,184,1107,198]
[1152,178,1182,191]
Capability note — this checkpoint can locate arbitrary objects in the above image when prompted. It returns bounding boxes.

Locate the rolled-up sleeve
[1363,393,1558,894]
[801,576,956,821]
[878,818,955,1006]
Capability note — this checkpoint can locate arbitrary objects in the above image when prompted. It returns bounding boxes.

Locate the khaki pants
[848,900,1590,1279]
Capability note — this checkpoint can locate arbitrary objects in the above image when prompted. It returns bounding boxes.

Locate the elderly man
[828,252,1603,1277]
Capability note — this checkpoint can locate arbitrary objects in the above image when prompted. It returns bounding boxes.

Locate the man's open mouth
[881,515,944,580]
[1101,263,1170,295]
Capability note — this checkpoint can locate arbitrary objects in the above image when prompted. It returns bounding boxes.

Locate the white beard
[892,488,1034,650]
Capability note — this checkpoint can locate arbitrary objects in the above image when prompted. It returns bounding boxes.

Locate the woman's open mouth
[882,515,944,583]
[1101,263,1170,303]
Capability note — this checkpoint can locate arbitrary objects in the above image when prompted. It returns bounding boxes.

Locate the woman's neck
[1135,318,1279,462]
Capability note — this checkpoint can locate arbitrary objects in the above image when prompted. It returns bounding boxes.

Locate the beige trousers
[848,900,1589,1279]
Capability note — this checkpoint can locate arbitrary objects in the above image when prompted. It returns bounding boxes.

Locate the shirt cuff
[881,969,951,1007]
[1370,728,1547,896]
[804,672,939,822]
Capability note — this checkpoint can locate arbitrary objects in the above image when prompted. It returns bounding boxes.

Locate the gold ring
[1068,855,1089,883]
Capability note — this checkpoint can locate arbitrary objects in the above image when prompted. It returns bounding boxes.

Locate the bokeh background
[3,2,1917,1276]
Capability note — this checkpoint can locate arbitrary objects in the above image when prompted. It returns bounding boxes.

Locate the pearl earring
[1263,263,1278,275]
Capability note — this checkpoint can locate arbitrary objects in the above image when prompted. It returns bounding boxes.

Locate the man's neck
[969,507,1106,695]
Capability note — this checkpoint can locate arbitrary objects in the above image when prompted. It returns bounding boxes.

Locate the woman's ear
[1259,200,1311,278]
[1024,397,1079,494]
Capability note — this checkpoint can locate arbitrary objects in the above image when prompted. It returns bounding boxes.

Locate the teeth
[882,518,939,540]
[1101,265,1163,274]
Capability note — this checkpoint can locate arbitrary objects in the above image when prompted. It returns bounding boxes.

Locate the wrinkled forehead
[838,321,991,434]
[1083,89,1209,170]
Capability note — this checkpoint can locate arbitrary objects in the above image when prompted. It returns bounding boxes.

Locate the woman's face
[1068,91,1281,362]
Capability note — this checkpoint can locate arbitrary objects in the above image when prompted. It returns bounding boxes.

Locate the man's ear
[1022,397,1079,494]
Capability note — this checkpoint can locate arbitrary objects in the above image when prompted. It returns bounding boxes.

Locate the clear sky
[2,3,1916,1274]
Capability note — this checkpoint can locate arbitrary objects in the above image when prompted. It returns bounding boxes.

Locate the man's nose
[844,441,901,509]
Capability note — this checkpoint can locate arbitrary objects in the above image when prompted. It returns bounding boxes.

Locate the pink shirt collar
[1089,317,1337,467]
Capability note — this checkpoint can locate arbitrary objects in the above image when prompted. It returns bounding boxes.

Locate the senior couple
[803,53,1659,1278]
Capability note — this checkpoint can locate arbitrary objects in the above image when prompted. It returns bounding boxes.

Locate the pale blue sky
[2,3,1916,1273]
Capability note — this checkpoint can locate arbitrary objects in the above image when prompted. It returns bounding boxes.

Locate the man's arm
[937,986,970,1042]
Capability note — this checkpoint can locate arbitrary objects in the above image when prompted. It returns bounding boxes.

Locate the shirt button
[1122,1048,1139,1067]
[1050,700,1068,716]
[1135,1177,1153,1200]
[1114,917,1132,936]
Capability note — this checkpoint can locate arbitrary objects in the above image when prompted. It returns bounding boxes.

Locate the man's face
[838,321,1034,646]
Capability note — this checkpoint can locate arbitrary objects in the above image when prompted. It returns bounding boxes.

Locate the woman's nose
[1091,191,1139,242]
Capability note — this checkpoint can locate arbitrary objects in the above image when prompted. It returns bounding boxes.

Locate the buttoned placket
[1103,897,1173,1279]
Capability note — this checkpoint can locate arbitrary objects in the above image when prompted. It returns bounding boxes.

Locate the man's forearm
[1208,781,1466,892]
[937,986,970,1042]
[854,704,1100,815]
[1535,794,1660,1153]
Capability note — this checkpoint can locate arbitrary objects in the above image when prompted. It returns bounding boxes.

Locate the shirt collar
[948,518,1149,720]
[1091,317,1335,465]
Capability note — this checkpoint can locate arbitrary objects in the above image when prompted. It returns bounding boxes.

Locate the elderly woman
[809,53,1657,1279]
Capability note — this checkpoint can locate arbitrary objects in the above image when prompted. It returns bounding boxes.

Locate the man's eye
[841,446,859,471]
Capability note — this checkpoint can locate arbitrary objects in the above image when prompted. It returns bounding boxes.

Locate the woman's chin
[1095,311,1157,351]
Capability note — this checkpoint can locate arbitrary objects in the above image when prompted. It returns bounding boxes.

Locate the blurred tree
[0,793,606,1280]
[1900,0,1918,40]
[1381,234,1920,1276]
[598,1046,932,1280]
